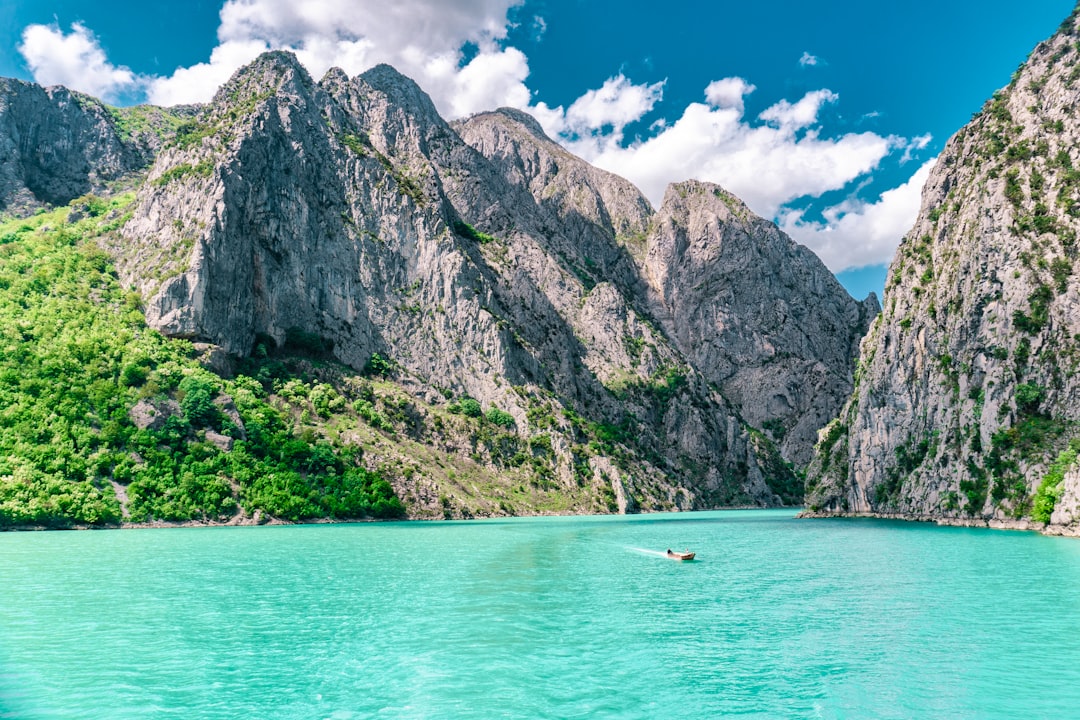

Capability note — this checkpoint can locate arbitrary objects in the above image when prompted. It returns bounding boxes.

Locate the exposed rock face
[0,79,187,213]
[454,109,877,466]
[129,398,182,431]
[806,8,1080,532]
[641,182,879,466]
[102,51,871,510]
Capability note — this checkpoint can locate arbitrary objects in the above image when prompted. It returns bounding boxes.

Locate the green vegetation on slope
[1030,438,1080,523]
[0,197,404,527]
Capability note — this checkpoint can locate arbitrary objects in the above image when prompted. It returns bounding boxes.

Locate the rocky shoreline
[796,510,1080,537]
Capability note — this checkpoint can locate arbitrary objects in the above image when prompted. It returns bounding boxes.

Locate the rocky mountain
[454,110,879,467]
[0,77,193,214]
[638,182,879,466]
[805,7,1080,535]
[0,51,874,524]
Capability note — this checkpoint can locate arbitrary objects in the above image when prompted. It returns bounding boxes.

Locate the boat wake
[626,546,670,558]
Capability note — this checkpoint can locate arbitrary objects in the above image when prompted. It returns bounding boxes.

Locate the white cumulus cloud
[558,80,906,220]
[18,23,138,101]
[799,51,821,67]
[704,77,755,112]
[759,89,838,130]
[780,158,937,272]
[144,0,530,114]
[561,75,665,137]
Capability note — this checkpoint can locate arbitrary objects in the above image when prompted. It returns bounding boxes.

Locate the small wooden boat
[665,549,695,561]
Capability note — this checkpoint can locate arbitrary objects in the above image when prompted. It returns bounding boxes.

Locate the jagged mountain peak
[320,66,350,88]
[358,63,445,125]
[461,107,562,154]
[487,107,549,139]
[216,50,311,94]
[207,50,322,121]
[455,105,654,245]
[659,179,756,224]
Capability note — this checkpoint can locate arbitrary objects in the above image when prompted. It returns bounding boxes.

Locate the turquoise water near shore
[2,510,1080,718]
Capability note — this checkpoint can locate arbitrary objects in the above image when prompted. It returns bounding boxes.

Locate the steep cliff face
[456,111,877,466]
[806,7,1080,533]
[453,108,652,285]
[0,78,184,213]
[643,182,879,466]
[110,52,803,511]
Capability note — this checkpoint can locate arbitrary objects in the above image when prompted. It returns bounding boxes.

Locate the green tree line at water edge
[0,197,404,527]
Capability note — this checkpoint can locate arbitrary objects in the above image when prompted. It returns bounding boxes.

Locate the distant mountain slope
[0,77,194,214]
[805,6,1080,535]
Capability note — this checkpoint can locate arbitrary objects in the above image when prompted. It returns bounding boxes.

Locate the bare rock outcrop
[806,7,1080,533]
[129,398,182,431]
[0,78,192,213]
[455,109,876,466]
[642,182,878,466]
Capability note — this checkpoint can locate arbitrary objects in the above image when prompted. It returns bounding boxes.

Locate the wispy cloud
[900,133,932,163]
[531,16,547,41]
[799,51,821,67]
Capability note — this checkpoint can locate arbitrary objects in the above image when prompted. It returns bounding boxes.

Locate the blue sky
[2,0,1076,300]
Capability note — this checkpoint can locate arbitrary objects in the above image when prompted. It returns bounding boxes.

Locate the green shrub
[120,362,148,387]
[353,398,394,432]
[339,133,369,156]
[1015,383,1046,414]
[152,160,214,187]
[452,220,497,244]
[486,408,516,429]
[762,418,787,442]
[363,352,394,377]
[309,383,345,418]
[1031,439,1080,523]
[1004,168,1024,208]
[1051,257,1073,293]
[1012,285,1053,334]
[817,420,847,454]
[453,397,482,417]
[179,375,221,429]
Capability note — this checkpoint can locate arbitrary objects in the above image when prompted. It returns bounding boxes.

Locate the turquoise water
[2,510,1080,719]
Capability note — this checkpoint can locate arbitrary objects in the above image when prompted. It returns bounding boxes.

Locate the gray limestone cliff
[454,109,877,467]
[641,182,879,466]
[0,78,192,214]
[805,6,1080,535]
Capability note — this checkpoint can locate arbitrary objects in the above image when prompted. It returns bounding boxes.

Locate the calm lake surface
[2,509,1080,719]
